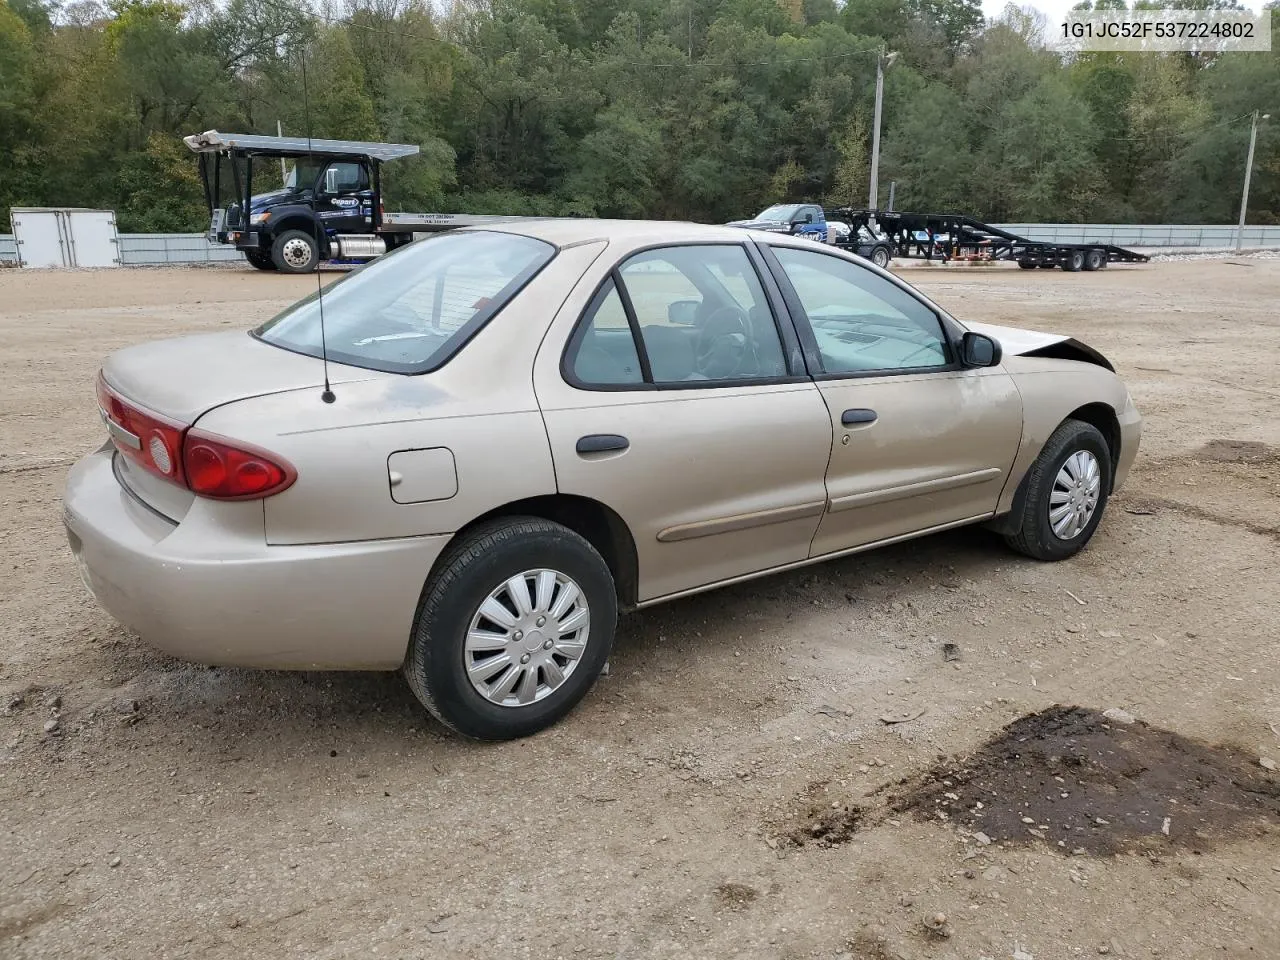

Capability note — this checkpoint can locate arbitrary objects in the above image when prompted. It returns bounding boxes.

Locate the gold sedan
[64,219,1141,739]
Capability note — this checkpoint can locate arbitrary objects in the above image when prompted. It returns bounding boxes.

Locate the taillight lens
[182,431,296,500]
[96,371,295,501]
[96,372,187,484]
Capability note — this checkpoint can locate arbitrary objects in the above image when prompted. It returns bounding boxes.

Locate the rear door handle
[576,434,629,455]
[841,408,878,426]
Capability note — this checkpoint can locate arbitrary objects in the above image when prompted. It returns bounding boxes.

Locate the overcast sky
[978,0,1269,35]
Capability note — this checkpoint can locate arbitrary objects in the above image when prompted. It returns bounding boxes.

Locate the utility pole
[868,49,897,227]
[1236,111,1269,253]
[278,120,288,187]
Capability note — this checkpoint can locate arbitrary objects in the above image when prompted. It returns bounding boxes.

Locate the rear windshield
[253,231,555,374]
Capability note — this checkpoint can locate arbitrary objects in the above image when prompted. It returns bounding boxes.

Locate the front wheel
[870,245,891,269]
[271,229,319,273]
[1004,419,1112,561]
[404,517,617,740]
[244,249,276,271]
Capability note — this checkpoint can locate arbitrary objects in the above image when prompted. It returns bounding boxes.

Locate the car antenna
[300,55,336,404]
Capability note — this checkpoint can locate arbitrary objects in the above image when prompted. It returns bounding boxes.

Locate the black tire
[1083,248,1105,271]
[244,249,276,271]
[1038,263,1057,269]
[1017,260,1037,269]
[271,229,320,273]
[1063,250,1086,272]
[403,517,617,740]
[870,245,891,268]
[1004,419,1112,562]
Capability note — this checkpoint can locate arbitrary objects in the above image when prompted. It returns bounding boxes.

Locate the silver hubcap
[464,569,590,707]
[1049,450,1101,540]
[281,237,313,268]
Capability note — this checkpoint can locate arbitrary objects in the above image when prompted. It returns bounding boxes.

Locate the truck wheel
[1083,248,1106,271]
[870,245,891,269]
[244,250,276,271]
[272,230,319,273]
[1064,250,1086,272]
[1017,260,1037,269]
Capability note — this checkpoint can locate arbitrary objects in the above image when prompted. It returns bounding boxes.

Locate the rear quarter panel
[193,239,609,545]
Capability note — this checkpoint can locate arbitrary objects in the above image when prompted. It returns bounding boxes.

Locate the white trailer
[10,208,121,269]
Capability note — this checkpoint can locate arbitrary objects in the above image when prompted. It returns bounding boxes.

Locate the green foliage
[1,0,1277,232]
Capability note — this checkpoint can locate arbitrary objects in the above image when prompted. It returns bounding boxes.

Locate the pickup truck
[726,203,895,268]
[726,203,831,241]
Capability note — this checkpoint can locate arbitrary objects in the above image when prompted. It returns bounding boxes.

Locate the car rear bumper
[63,445,449,669]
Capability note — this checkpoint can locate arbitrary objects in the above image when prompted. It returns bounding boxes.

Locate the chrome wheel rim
[464,569,591,707]
[872,248,888,267]
[1049,450,1101,540]
[281,237,313,268]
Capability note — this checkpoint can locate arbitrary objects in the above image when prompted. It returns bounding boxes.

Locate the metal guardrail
[3,224,1280,266]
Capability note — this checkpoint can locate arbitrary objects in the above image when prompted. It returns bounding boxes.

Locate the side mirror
[667,300,700,325]
[961,332,1002,368]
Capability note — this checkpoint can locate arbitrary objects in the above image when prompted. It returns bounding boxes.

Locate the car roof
[465,217,772,247]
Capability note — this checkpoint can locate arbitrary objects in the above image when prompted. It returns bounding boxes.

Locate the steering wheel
[694,306,752,379]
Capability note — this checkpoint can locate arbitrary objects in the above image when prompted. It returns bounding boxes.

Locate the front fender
[993,356,1140,519]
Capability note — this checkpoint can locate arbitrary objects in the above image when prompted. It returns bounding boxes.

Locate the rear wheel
[244,249,276,271]
[1017,260,1037,269]
[271,229,319,273]
[870,245,891,269]
[404,517,617,740]
[1064,250,1086,272]
[1004,419,1112,561]
[1083,248,1106,271]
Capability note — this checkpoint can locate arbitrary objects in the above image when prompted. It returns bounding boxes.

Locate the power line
[1099,111,1253,142]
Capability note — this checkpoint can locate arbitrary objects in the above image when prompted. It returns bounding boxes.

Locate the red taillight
[96,372,187,485]
[96,371,295,501]
[182,431,296,500]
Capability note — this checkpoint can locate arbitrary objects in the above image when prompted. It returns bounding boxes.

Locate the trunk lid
[98,331,376,521]
[101,330,375,424]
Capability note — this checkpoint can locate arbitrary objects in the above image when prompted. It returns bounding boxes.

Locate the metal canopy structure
[182,130,420,162]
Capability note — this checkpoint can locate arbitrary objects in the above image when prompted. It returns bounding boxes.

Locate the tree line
[1,0,1277,233]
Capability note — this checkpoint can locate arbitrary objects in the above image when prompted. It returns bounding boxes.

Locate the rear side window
[569,280,644,386]
[566,244,789,387]
[254,231,554,374]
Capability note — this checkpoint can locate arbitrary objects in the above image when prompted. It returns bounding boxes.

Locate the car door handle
[841,408,878,426]
[576,434,629,455]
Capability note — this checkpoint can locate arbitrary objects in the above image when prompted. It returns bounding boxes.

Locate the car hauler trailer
[832,208,1150,271]
[183,131,529,272]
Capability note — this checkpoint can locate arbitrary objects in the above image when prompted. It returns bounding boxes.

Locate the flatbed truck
[183,131,527,272]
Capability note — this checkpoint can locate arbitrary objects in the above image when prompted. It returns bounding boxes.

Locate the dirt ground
[1,257,1278,960]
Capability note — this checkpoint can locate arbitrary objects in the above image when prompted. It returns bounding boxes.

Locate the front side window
[771,246,950,375]
[324,161,368,193]
[255,231,555,374]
